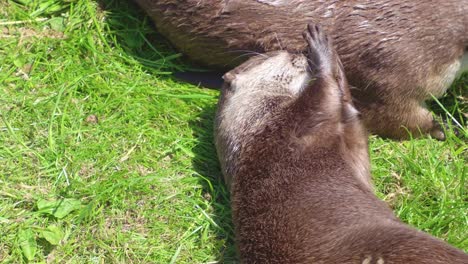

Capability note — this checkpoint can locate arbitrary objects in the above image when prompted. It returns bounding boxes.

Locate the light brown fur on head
[214,24,468,263]
[136,0,468,140]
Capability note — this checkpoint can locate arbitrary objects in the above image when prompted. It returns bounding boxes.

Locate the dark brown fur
[135,0,468,140]
[214,24,468,263]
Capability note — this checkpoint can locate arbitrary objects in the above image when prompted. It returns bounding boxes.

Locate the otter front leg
[359,99,445,140]
[292,24,361,138]
[294,24,343,119]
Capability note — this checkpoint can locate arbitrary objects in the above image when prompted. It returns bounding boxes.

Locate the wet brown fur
[214,24,468,263]
[135,0,468,139]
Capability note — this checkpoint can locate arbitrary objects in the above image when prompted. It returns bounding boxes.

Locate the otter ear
[222,72,236,83]
[221,72,236,92]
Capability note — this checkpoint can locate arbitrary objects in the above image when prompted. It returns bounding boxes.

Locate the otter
[134,0,468,140]
[214,24,468,263]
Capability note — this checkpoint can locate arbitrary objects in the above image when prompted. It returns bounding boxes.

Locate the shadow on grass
[97,0,184,73]
[98,0,237,262]
[430,73,467,128]
[98,0,226,89]
[189,104,238,263]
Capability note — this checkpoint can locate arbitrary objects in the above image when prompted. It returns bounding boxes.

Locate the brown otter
[135,0,468,140]
[214,24,468,263]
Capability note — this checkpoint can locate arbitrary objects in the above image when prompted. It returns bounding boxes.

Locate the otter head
[215,51,313,189]
[222,51,311,97]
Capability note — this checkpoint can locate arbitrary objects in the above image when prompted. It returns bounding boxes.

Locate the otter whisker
[226,50,271,64]
[273,32,284,50]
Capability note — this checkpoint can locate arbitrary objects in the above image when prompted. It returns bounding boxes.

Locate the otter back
[137,0,468,140]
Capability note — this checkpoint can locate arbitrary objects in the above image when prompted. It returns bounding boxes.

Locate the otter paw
[302,23,333,75]
[431,118,467,141]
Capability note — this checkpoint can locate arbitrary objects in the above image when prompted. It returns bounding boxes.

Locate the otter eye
[221,80,235,92]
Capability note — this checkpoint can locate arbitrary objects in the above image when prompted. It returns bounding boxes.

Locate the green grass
[0,0,466,263]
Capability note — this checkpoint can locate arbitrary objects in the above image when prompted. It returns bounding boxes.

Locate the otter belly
[426,51,467,98]
[457,51,468,77]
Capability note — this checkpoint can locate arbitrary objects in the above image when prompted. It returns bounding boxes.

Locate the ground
[0,0,466,263]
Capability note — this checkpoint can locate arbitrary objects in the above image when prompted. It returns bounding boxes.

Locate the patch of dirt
[104,209,149,237]
[0,26,65,40]
[384,172,409,208]
[135,164,153,176]
[85,115,99,125]
[79,164,96,179]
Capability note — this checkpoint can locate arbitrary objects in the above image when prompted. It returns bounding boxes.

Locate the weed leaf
[37,198,81,219]
[42,225,64,245]
[49,17,66,32]
[18,228,37,261]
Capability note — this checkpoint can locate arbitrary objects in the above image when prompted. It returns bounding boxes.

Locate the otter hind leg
[360,100,446,140]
